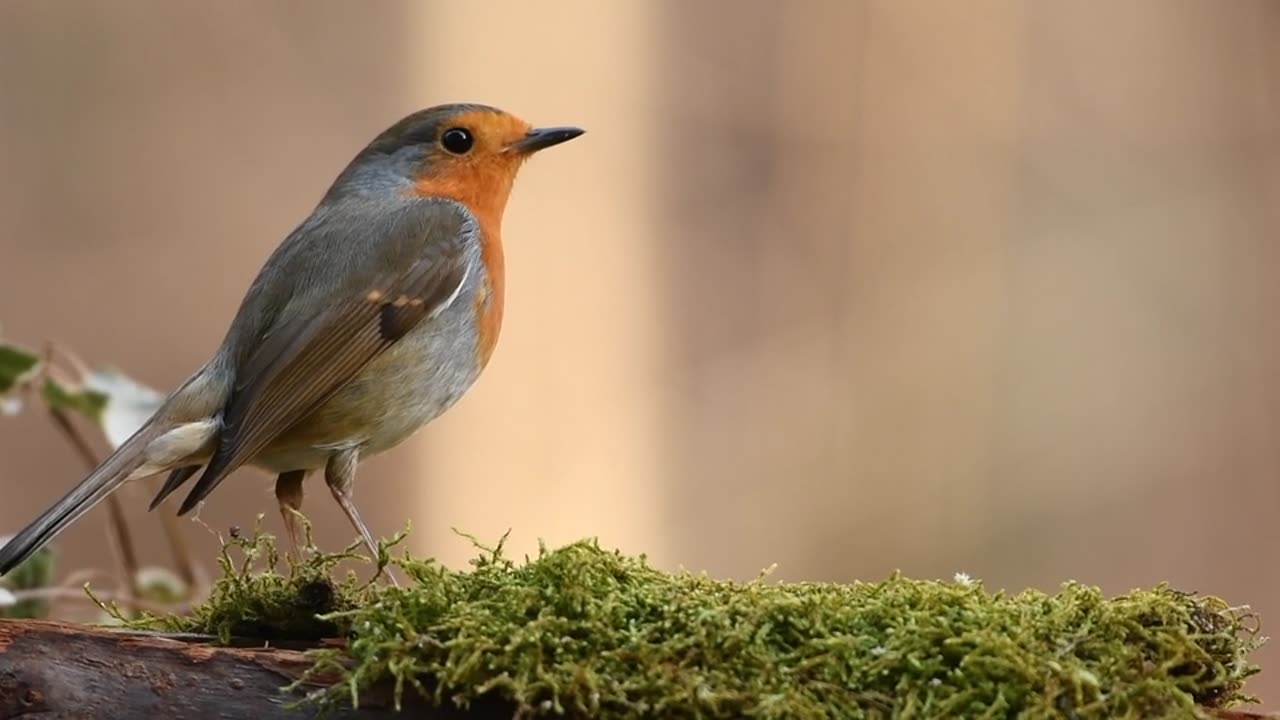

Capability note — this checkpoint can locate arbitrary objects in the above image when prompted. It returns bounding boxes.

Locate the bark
[0,619,513,719]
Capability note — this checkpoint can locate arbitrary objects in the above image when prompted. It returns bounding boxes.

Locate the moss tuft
[121,517,387,643]
[128,527,1264,719]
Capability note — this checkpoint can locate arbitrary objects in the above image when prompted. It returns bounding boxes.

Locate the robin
[0,103,584,576]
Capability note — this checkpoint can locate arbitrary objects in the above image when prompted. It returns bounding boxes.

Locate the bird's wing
[172,199,476,515]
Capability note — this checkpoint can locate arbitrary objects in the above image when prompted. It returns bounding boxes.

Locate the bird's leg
[274,469,308,557]
[325,447,399,586]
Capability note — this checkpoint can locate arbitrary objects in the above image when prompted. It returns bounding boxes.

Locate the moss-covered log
[1,528,1270,719]
[0,619,518,719]
[0,619,1271,720]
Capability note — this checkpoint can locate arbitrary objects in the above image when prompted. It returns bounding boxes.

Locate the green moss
[0,540,54,619]
[125,525,1264,719]
[120,519,387,642]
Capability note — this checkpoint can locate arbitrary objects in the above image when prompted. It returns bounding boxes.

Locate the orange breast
[412,162,512,373]
[474,227,505,370]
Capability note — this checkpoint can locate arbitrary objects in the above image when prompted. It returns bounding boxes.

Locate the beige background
[1,0,1279,708]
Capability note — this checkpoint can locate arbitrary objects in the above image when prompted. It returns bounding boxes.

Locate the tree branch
[45,406,141,605]
[0,619,518,719]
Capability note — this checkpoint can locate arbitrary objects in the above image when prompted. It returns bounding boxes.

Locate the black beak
[509,126,585,154]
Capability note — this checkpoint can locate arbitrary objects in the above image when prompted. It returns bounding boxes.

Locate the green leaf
[0,342,40,394]
[0,338,163,437]
[0,536,55,619]
[40,376,109,423]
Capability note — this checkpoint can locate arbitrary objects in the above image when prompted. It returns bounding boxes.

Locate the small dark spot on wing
[379,300,427,341]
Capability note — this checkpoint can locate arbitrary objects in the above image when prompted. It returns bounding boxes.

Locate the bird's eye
[441,127,474,154]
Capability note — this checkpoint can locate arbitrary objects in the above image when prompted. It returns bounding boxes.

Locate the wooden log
[0,619,516,719]
[0,618,1272,719]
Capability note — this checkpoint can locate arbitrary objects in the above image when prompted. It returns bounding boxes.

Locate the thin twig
[48,341,202,593]
[39,344,142,611]
[45,405,142,616]
[156,504,199,590]
[8,586,175,616]
[46,567,110,617]
[55,568,110,590]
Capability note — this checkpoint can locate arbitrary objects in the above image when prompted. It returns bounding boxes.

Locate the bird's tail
[0,412,217,576]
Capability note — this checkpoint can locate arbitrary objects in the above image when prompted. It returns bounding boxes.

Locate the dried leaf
[0,396,22,416]
[84,368,165,449]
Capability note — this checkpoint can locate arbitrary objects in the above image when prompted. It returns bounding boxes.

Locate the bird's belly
[253,303,483,472]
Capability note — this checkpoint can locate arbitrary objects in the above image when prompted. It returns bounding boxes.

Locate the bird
[0,103,584,576]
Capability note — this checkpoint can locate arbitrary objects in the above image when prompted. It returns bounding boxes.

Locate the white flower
[953,572,974,586]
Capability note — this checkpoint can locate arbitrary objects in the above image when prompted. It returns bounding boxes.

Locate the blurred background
[1,0,1279,704]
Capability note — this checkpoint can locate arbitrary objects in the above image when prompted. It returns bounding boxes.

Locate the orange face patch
[409,109,531,371]
[409,109,533,240]
[442,110,535,155]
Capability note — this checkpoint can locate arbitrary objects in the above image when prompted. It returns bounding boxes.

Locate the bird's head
[330,103,584,222]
